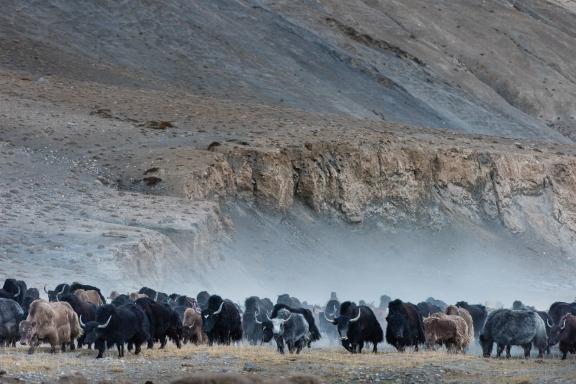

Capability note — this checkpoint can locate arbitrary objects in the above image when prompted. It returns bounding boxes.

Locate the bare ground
[0,344,575,384]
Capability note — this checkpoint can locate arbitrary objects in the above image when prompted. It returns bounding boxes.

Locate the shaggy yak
[423,313,470,353]
[446,305,475,341]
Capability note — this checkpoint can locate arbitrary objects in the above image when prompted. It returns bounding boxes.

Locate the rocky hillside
[1,0,576,305]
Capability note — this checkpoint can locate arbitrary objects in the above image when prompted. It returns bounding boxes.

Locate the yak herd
[0,279,575,361]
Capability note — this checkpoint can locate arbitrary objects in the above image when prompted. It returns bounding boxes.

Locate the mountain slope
[1,0,575,140]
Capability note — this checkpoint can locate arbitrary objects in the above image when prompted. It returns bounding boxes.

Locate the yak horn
[266,312,272,321]
[79,315,86,328]
[13,286,20,298]
[284,312,292,322]
[350,308,361,323]
[154,292,159,301]
[43,284,49,294]
[254,313,263,325]
[547,318,554,328]
[98,315,112,329]
[213,301,225,315]
[561,318,567,330]
[323,311,337,325]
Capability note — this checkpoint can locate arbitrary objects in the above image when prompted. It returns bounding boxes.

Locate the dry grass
[0,344,575,383]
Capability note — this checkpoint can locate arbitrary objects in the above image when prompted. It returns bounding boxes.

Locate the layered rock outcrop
[137,132,576,256]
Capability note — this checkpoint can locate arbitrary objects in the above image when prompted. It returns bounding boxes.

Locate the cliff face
[141,134,576,258]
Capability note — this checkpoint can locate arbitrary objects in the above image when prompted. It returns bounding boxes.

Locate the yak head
[327,302,361,341]
[19,320,34,345]
[81,305,115,345]
[548,315,570,347]
[254,311,274,342]
[479,333,493,357]
[266,308,292,337]
[44,283,69,302]
[386,312,406,339]
[202,296,226,334]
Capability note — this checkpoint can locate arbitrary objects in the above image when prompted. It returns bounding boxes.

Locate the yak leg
[276,338,285,354]
[173,334,182,349]
[373,342,378,353]
[496,344,505,358]
[70,341,75,351]
[342,340,353,353]
[159,335,167,349]
[295,340,303,354]
[61,343,66,352]
[358,341,364,354]
[523,343,532,358]
[96,340,105,358]
[27,336,39,355]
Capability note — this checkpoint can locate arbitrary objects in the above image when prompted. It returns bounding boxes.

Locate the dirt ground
[0,343,575,384]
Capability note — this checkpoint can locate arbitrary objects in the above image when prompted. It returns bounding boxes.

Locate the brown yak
[129,292,149,301]
[182,308,206,345]
[19,299,82,354]
[73,289,103,305]
[423,312,470,353]
[446,305,475,341]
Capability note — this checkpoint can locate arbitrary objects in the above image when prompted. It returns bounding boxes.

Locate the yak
[201,295,242,345]
[82,303,150,358]
[326,301,383,353]
[446,305,474,341]
[266,308,309,354]
[44,283,106,304]
[549,313,576,360]
[479,309,548,358]
[243,296,267,345]
[111,294,131,307]
[59,293,97,349]
[270,304,320,345]
[20,299,81,354]
[417,301,443,317]
[196,291,211,311]
[319,299,340,344]
[0,298,25,347]
[138,287,168,304]
[182,308,206,345]
[2,279,26,306]
[135,297,182,349]
[455,301,487,337]
[386,299,425,352]
[548,301,576,325]
[423,313,470,353]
